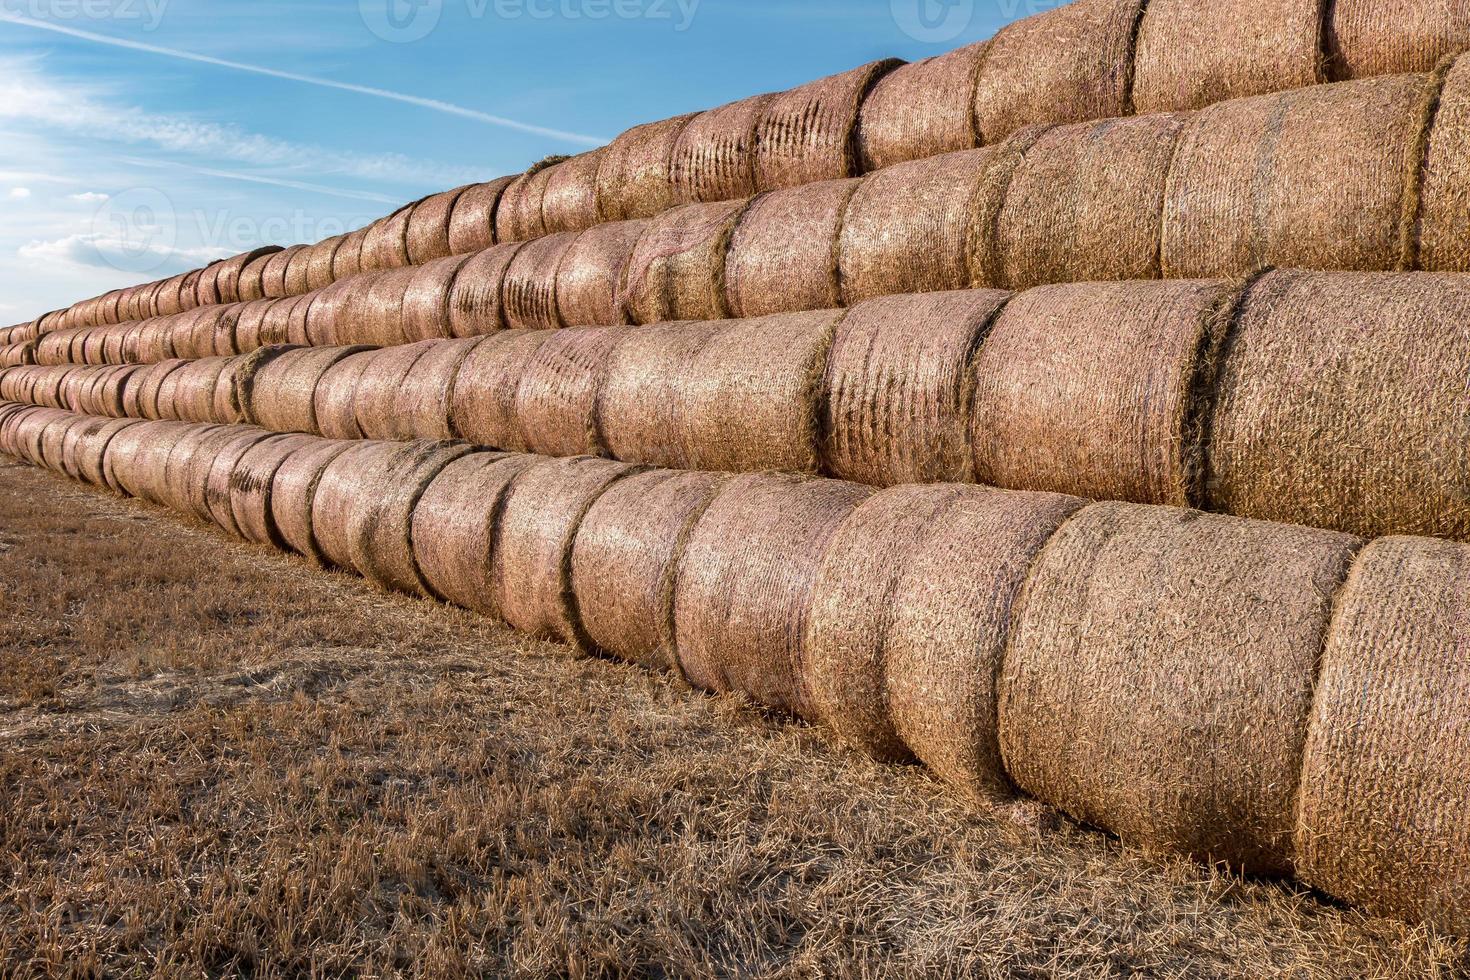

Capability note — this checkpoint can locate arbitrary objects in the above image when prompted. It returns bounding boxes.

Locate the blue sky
[0,0,1039,323]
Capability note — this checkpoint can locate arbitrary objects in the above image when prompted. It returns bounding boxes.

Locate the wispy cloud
[118,156,401,204]
[69,192,109,203]
[0,11,609,147]
[7,187,31,199]
[19,231,229,276]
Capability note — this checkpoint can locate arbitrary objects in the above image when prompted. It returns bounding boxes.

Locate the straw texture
[753,60,903,190]
[670,95,773,203]
[619,200,749,324]
[447,243,525,337]
[1328,0,1470,78]
[725,179,859,319]
[270,439,356,565]
[447,176,518,255]
[447,331,553,450]
[502,232,578,330]
[514,326,628,458]
[596,114,697,223]
[856,43,986,173]
[555,220,645,327]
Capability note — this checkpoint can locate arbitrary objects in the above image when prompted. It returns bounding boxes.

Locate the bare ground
[0,458,1464,979]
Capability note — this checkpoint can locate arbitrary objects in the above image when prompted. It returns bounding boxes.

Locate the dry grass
[0,458,1465,978]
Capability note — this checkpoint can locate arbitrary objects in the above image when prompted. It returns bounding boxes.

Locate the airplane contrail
[0,12,609,148]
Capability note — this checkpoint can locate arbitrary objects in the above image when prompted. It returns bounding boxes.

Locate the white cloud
[69,192,109,203]
[18,231,229,278]
[8,188,31,199]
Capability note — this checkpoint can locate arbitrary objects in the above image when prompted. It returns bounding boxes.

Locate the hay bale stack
[972,0,1146,145]
[406,187,467,265]
[569,469,728,672]
[856,43,987,173]
[496,161,564,244]
[305,237,344,292]
[196,428,276,534]
[1412,55,1470,271]
[753,60,903,190]
[998,501,1360,873]
[600,311,841,474]
[354,342,436,441]
[555,220,645,328]
[673,472,873,718]
[88,365,141,420]
[448,331,554,449]
[670,95,773,204]
[244,345,371,435]
[36,328,80,366]
[61,416,140,486]
[176,306,241,360]
[724,179,859,318]
[972,279,1230,506]
[312,439,478,594]
[596,114,697,222]
[514,326,628,457]
[228,433,323,547]
[1328,0,1470,79]
[410,452,536,615]
[823,289,1008,487]
[257,297,301,348]
[331,227,368,282]
[1132,0,1326,113]
[361,204,414,273]
[994,114,1187,289]
[541,149,606,235]
[492,455,636,645]
[269,439,357,565]
[502,232,578,330]
[313,349,380,440]
[1294,535,1470,934]
[1161,75,1430,277]
[447,242,526,337]
[304,282,353,348]
[394,337,483,440]
[196,262,226,307]
[1205,270,1470,539]
[402,255,471,342]
[619,200,750,324]
[286,294,316,348]
[36,412,85,474]
[448,176,518,255]
[837,147,1002,304]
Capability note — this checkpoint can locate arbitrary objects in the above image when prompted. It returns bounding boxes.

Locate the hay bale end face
[1205,270,1470,540]
[724,179,859,319]
[353,342,437,442]
[570,468,728,672]
[673,472,873,719]
[998,501,1361,874]
[314,350,380,441]
[230,433,324,547]
[856,43,987,173]
[406,186,467,265]
[393,337,483,442]
[247,346,372,437]
[402,255,471,343]
[1294,536,1470,935]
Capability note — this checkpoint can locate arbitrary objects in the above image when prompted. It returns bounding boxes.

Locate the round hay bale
[120,322,147,364]
[618,199,750,325]
[236,252,275,303]
[246,345,372,436]
[754,59,903,190]
[36,412,85,473]
[501,232,578,330]
[331,227,369,282]
[228,433,324,547]
[196,262,226,307]
[394,337,483,440]
[971,279,1231,506]
[569,469,729,671]
[447,176,518,255]
[514,326,628,457]
[447,242,526,337]
[303,281,352,348]
[447,331,554,449]
[62,416,140,486]
[994,114,1187,289]
[313,349,380,440]
[284,293,316,347]
[180,307,241,360]
[402,254,471,342]
[406,186,468,265]
[124,360,186,420]
[90,365,141,419]
[1132,0,1326,113]
[79,328,111,366]
[971,0,1146,145]
[270,438,357,564]
[354,341,436,441]
[162,357,233,424]
[196,427,276,534]
[1205,269,1470,539]
[232,299,274,354]
[856,43,987,172]
[161,423,235,513]
[1410,55,1470,271]
[998,501,1361,874]
[324,273,383,347]
[1293,535,1470,934]
[495,160,564,244]
[216,246,282,304]
[554,220,646,327]
[284,244,315,297]
[356,266,420,347]
[725,179,859,319]
[823,289,1008,487]
[1160,74,1430,278]
[35,328,78,366]
[837,146,1003,304]
[108,419,193,502]
[305,236,344,292]
[1327,0,1470,79]
[153,274,187,317]
[670,94,774,204]
[673,472,873,718]
[410,452,536,614]
[259,246,302,299]
[493,455,637,645]
[600,311,840,474]
[595,114,697,223]
[101,326,129,366]
[360,204,415,272]
[541,149,606,235]
[313,439,478,593]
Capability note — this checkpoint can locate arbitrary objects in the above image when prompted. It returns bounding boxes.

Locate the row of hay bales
[26,0,1470,337]
[33,62,1470,365]
[8,272,1467,542]
[0,400,1465,937]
